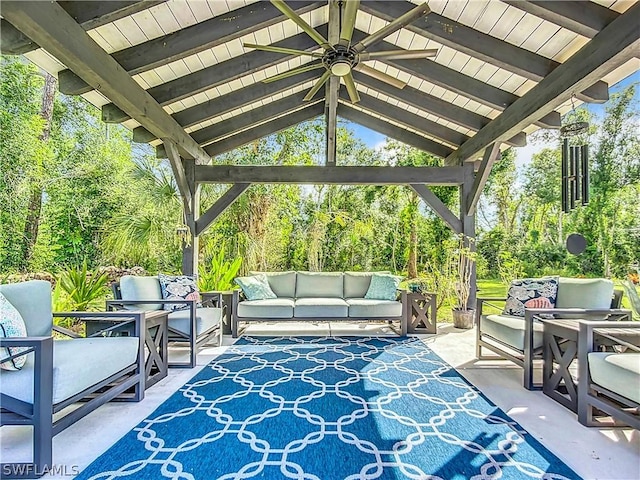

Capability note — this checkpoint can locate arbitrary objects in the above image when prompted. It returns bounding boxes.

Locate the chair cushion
[296,272,344,298]
[0,280,52,337]
[0,337,139,405]
[344,272,390,299]
[119,276,162,311]
[167,307,222,337]
[235,274,277,300]
[250,271,296,298]
[236,298,295,319]
[158,273,200,312]
[481,314,544,351]
[346,298,402,318]
[588,352,640,404]
[503,277,559,317]
[294,298,348,317]
[365,273,402,301]
[0,291,28,370]
[556,278,614,310]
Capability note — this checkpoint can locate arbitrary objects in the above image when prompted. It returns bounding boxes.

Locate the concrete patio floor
[1,323,638,479]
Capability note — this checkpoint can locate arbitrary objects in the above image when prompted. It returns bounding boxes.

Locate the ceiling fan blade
[353,64,406,89]
[263,63,326,83]
[353,2,430,53]
[339,0,360,46]
[271,0,330,48]
[343,72,360,104]
[358,49,438,61]
[243,43,324,58]
[304,70,332,101]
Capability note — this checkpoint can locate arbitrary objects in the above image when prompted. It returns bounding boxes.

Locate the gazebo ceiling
[2,0,639,166]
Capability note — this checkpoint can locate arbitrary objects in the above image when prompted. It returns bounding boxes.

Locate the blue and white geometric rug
[76,336,580,479]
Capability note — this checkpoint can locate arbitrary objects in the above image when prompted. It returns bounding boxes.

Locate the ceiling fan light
[331,60,351,77]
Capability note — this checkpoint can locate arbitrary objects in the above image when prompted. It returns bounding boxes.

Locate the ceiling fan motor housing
[324,45,357,76]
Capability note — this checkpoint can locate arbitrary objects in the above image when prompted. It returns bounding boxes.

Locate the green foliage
[198,241,243,292]
[58,261,109,311]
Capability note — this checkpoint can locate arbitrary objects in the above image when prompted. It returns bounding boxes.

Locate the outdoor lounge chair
[0,280,145,479]
[577,321,640,429]
[108,275,224,368]
[476,277,626,390]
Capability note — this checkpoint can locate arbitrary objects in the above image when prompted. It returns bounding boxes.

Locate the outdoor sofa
[231,271,407,337]
[0,280,145,479]
[108,275,224,368]
[476,277,625,389]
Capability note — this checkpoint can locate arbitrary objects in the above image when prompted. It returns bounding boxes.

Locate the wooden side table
[405,291,437,334]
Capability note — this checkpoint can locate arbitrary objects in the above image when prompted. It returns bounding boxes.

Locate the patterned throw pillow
[0,291,28,371]
[234,274,277,301]
[364,273,402,301]
[158,274,201,312]
[503,277,559,317]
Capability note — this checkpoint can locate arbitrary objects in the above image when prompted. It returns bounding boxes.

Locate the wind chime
[561,95,590,213]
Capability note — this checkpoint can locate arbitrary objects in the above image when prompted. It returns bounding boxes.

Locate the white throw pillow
[0,291,28,370]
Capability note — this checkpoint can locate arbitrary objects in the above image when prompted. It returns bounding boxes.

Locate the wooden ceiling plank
[99,26,328,121]
[195,184,251,236]
[1,1,210,164]
[132,69,319,142]
[352,71,530,147]
[194,165,465,185]
[338,104,453,159]
[190,93,315,145]
[58,1,321,95]
[502,1,619,38]
[203,103,325,156]
[1,1,165,54]
[446,2,640,165]
[360,2,609,103]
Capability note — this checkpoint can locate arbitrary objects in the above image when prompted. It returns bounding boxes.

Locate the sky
[344,70,639,169]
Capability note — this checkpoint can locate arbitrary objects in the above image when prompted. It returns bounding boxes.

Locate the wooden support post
[466,143,500,216]
[461,163,477,310]
[182,159,199,276]
[410,184,462,234]
[195,184,251,236]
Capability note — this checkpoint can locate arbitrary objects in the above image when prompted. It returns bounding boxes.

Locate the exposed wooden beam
[338,104,454,159]
[195,184,251,236]
[361,2,609,103]
[446,2,640,165]
[164,139,192,215]
[503,1,619,38]
[1,1,164,55]
[410,184,462,234]
[1,1,211,164]
[344,89,467,147]
[188,92,312,146]
[204,103,324,157]
[195,166,465,185]
[465,143,500,216]
[58,1,321,95]
[99,27,328,122]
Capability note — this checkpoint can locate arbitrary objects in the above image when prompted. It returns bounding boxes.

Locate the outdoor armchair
[0,280,145,479]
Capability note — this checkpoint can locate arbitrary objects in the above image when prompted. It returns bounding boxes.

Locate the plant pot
[452,309,475,329]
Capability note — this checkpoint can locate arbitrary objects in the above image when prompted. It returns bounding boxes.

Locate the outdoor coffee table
[540,318,638,412]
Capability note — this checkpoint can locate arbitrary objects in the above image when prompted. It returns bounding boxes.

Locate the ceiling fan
[243,0,438,104]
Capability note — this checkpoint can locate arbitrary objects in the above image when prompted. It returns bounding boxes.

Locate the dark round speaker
[566,233,587,255]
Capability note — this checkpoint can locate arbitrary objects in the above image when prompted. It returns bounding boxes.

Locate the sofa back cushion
[119,275,162,311]
[250,271,296,298]
[296,272,344,298]
[0,280,52,337]
[556,278,615,310]
[344,271,390,298]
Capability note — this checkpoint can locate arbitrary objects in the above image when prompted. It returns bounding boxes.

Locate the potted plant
[448,235,476,329]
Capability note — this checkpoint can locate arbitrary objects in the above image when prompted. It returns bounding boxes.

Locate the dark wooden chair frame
[231,290,408,338]
[0,312,145,479]
[476,290,625,390]
[577,321,640,429]
[108,283,224,368]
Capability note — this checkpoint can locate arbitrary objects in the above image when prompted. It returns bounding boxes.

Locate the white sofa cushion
[588,352,640,404]
[347,298,402,318]
[294,298,348,317]
[237,298,295,319]
[296,272,344,298]
[250,271,297,298]
[481,314,544,351]
[0,280,52,337]
[167,307,222,336]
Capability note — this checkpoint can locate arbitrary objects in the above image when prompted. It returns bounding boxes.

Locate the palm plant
[198,241,243,292]
[58,260,109,311]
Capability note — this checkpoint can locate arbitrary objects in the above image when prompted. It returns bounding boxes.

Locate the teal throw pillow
[235,274,277,301]
[364,273,402,301]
